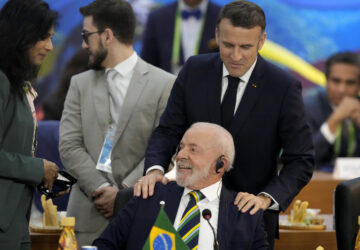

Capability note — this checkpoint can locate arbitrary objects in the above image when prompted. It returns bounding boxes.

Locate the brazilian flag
[143,206,188,250]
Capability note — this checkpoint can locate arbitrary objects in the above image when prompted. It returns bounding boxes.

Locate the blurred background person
[141,0,221,74]
[0,0,59,249]
[304,52,360,169]
[42,48,89,120]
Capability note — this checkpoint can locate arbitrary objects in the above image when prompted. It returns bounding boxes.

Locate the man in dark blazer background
[135,1,314,248]
[94,123,269,250]
[304,52,360,168]
[141,0,221,73]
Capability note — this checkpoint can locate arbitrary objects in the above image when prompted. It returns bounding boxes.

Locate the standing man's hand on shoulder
[234,192,272,215]
[133,169,169,199]
[42,159,59,192]
[93,186,119,219]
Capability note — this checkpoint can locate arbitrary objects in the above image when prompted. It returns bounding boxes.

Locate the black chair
[334,177,360,250]
[34,120,70,211]
[113,187,134,217]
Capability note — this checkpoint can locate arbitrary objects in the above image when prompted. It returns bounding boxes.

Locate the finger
[133,182,141,197]
[141,181,149,199]
[161,176,169,185]
[241,198,256,213]
[234,192,246,205]
[249,204,261,215]
[237,195,253,211]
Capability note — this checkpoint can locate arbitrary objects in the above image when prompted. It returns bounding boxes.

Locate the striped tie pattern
[177,191,204,250]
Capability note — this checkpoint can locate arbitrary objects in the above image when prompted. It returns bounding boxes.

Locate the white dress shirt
[179,0,208,62]
[174,181,222,250]
[105,52,138,123]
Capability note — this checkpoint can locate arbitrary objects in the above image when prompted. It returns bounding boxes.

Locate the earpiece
[215,155,224,174]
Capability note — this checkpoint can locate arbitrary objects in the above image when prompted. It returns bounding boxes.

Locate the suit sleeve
[263,80,314,211]
[93,196,140,249]
[305,105,334,165]
[0,73,43,185]
[140,12,160,67]
[144,68,189,174]
[59,77,109,198]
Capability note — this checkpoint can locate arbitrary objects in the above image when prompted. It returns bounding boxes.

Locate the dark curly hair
[0,0,58,99]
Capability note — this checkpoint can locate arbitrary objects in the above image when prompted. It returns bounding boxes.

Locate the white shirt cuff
[259,192,279,211]
[320,122,336,144]
[146,165,165,175]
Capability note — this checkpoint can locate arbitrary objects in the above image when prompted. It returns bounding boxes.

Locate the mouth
[176,161,193,171]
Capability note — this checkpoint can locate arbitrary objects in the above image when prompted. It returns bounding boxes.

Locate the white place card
[333,157,360,180]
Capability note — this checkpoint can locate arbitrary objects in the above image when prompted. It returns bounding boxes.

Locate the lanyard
[171,6,206,68]
[334,121,356,157]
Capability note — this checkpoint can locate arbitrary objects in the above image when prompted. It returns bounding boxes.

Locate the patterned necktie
[221,75,240,130]
[177,190,204,249]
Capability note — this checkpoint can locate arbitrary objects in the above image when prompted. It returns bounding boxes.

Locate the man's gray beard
[88,42,108,70]
[176,160,210,188]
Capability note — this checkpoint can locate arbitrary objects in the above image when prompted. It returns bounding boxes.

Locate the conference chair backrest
[335,177,360,250]
[34,120,69,211]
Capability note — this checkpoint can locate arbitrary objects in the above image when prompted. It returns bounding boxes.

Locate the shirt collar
[222,57,258,83]
[106,52,138,77]
[179,0,208,13]
[184,180,222,202]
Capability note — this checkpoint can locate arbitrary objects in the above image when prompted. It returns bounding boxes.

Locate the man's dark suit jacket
[94,182,269,250]
[304,88,360,167]
[140,1,221,73]
[144,53,315,241]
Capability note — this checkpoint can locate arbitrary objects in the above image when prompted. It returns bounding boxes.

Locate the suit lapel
[164,183,184,223]
[206,55,223,125]
[113,58,148,145]
[93,70,110,133]
[217,184,234,250]
[230,56,265,136]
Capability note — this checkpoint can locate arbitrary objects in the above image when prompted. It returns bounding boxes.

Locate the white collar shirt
[105,52,138,123]
[179,0,208,62]
[174,180,222,250]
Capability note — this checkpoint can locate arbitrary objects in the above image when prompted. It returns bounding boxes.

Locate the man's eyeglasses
[81,30,103,44]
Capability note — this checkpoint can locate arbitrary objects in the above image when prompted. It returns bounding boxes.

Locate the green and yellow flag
[143,204,188,250]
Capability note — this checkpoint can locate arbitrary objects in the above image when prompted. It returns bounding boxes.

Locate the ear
[257,31,266,51]
[218,156,229,175]
[103,28,114,45]
[215,28,219,46]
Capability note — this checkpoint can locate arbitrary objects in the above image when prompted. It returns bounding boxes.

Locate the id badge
[96,125,115,173]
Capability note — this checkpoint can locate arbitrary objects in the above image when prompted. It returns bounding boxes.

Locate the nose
[82,40,88,49]
[45,38,53,51]
[230,47,242,61]
[175,147,188,161]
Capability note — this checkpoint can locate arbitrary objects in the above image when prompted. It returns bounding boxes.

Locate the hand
[328,97,360,132]
[42,159,59,192]
[54,188,71,198]
[234,192,271,215]
[133,170,169,199]
[92,186,119,219]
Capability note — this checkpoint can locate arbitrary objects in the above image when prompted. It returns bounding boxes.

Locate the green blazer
[0,71,44,232]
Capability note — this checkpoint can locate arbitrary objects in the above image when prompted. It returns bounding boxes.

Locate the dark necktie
[181,9,202,20]
[177,190,204,249]
[221,75,240,130]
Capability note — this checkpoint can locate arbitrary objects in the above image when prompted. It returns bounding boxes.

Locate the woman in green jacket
[0,0,60,249]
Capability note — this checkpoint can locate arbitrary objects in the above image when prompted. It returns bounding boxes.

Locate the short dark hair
[216,0,266,32]
[80,0,136,45]
[325,52,360,79]
[0,0,58,98]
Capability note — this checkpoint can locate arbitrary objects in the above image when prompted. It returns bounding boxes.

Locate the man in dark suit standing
[141,0,221,74]
[94,122,269,250]
[135,1,314,248]
[304,52,360,168]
